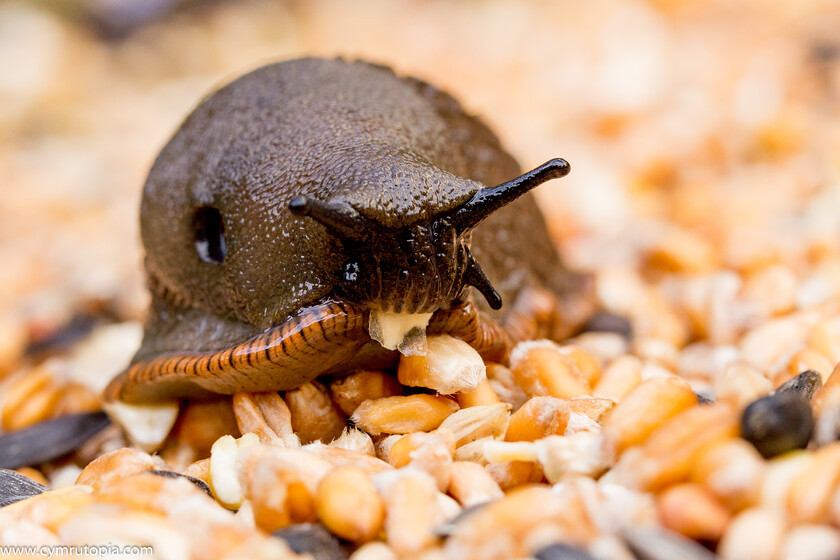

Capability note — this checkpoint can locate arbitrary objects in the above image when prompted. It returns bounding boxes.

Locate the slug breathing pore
[289,158,570,354]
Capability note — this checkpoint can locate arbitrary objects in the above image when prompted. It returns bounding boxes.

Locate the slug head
[288,158,570,313]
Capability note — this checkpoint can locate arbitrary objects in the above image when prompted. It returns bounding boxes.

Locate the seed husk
[533,542,598,560]
[775,369,822,401]
[147,469,212,496]
[272,523,348,560]
[621,526,718,560]
[0,468,50,507]
[741,391,814,458]
[0,411,110,469]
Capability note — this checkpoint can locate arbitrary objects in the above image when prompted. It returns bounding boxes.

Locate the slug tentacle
[462,246,502,310]
[451,158,570,233]
[288,196,373,242]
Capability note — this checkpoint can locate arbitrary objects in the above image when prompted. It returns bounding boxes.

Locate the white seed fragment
[104,400,179,453]
[369,310,434,354]
[209,433,259,510]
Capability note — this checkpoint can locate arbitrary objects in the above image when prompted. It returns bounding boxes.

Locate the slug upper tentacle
[104,57,585,404]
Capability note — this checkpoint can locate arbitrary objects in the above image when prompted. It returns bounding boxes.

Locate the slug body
[105,58,584,403]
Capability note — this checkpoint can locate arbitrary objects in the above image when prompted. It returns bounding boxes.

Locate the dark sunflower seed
[272,523,348,560]
[0,411,111,469]
[775,370,822,402]
[148,469,212,496]
[622,527,719,560]
[741,392,813,459]
[534,542,598,560]
[0,468,50,507]
[583,311,633,340]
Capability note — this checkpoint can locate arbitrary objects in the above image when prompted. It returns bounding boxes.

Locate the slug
[104,57,588,404]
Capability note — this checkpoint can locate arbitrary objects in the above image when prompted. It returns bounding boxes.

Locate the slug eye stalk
[451,158,570,233]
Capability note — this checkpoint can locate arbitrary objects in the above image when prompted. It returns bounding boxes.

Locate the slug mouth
[289,158,570,353]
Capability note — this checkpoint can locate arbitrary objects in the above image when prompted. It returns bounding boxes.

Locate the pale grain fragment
[436,403,510,448]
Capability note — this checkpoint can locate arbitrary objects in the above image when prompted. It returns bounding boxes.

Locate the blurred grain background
[3,0,840,336]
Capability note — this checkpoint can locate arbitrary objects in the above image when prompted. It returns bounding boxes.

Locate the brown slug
[103,57,587,404]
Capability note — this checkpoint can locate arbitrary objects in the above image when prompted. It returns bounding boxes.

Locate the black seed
[534,542,598,560]
[622,527,718,560]
[148,470,212,496]
[741,392,814,459]
[775,370,822,402]
[0,468,50,507]
[0,412,111,469]
[271,523,348,560]
[24,313,99,358]
[582,311,633,339]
